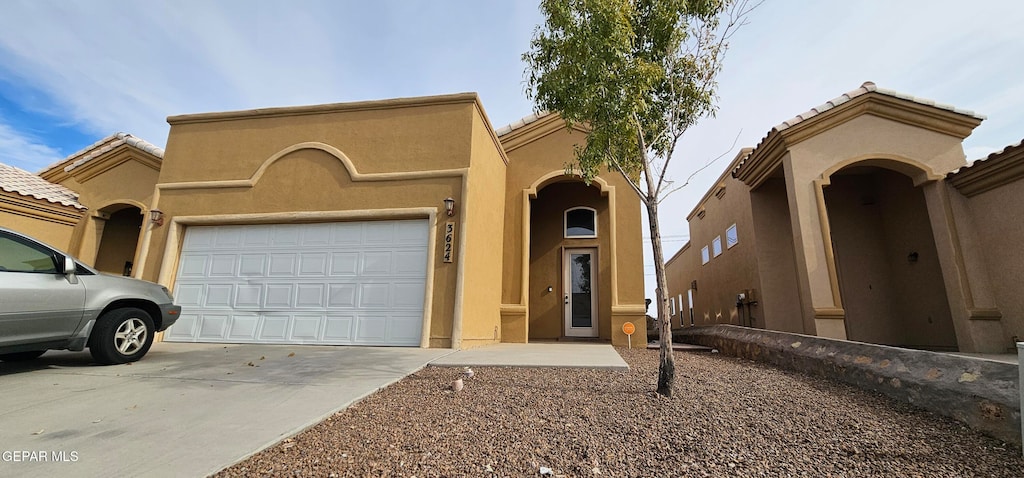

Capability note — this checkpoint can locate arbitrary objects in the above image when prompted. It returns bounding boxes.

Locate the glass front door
[563,248,598,337]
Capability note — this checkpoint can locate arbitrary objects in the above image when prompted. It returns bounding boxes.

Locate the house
[1,93,648,349]
[665,82,1023,354]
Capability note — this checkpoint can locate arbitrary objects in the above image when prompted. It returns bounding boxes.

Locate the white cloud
[0,121,65,171]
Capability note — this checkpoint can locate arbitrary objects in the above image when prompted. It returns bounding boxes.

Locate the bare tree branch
[657,129,743,203]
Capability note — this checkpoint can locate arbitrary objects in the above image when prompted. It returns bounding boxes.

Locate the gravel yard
[216,348,1023,477]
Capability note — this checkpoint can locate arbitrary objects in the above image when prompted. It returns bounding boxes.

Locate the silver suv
[0,227,180,364]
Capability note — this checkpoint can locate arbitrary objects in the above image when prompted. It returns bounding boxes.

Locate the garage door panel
[179,255,208,278]
[176,284,204,306]
[359,283,390,307]
[365,222,395,244]
[206,284,234,307]
[259,315,290,341]
[393,282,426,308]
[166,314,199,340]
[355,314,388,342]
[361,251,392,275]
[271,226,300,246]
[296,284,326,307]
[299,253,328,276]
[227,314,260,340]
[241,226,271,247]
[302,223,332,245]
[266,284,294,308]
[290,315,323,341]
[330,252,359,275]
[394,251,427,275]
[268,253,297,276]
[214,228,243,248]
[209,255,236,276]
[395,220,429,243]
[184,227,215,248]
[331,223,362,244]
[199,315,229,339]
[168,220,427,346]
[239,254,266,276]
[328,284,356,308]
[235,285,261,307]
[324,315,354,341]
[388,314,424,343]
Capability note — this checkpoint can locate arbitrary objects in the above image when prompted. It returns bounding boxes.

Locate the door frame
[563,247,598,337]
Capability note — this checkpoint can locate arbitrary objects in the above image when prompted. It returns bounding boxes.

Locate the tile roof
[494,111,552,137]
[0,162,85,209]
[39,132,164,176]
[732,82,985,177]
[949,138,1024,176]
[774,81,984,132]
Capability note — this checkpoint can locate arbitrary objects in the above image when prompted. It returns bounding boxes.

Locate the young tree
[523,0,757,396]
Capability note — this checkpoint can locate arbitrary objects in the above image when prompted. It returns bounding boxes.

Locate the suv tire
[89,308,155,365]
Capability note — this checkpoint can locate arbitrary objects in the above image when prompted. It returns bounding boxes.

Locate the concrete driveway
[0,342,452,478]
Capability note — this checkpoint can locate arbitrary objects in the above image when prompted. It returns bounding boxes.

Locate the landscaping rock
[215,348,1023,477]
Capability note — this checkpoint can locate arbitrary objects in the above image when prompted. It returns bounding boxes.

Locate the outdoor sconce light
[149,209,164,226]
[443,197,455,217]
[907,252,919,263]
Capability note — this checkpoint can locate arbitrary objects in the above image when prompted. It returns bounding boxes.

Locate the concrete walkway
[0,343,452,478]
[429,343,628,370]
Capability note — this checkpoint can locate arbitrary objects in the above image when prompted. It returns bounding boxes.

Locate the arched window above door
[564,207,597,238]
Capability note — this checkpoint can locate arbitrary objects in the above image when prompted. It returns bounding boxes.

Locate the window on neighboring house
[712,236,723,257]
[726,224,738,249]
[677,294,683,317]
[564,207,597,238]
[670,297,676,316]
[701,245,710,265]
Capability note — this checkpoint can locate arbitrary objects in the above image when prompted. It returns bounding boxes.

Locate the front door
[563,248,598,337]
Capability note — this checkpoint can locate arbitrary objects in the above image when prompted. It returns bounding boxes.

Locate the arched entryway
[823,162,957,351]
[94,204,144,276]
[528,179,611,340]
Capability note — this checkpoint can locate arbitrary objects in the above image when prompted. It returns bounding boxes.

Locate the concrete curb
[677,325,1021,446]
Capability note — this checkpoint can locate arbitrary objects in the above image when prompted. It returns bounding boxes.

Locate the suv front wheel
[89,307,155,364]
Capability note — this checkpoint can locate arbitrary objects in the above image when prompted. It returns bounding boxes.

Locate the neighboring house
[0,162,85,247]
[27,132,165,277]
[666,82,1023,354]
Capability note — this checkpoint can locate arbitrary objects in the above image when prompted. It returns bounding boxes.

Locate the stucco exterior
[667,82,1023,354]
[3,94,647,350]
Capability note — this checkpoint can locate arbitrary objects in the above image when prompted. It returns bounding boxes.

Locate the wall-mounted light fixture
[149,209,164,226]
[443,197,455,217]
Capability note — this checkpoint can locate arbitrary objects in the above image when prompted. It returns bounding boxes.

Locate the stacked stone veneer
[676,325,1020,446]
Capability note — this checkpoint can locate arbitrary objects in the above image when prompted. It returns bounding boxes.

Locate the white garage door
[164,220,428,346]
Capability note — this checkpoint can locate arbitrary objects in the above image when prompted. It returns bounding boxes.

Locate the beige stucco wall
[824,169,956,349]
[785,113,971,338]
[0,192,81,250]
[665,166,760,330]
[44,151,160,267]
[456,107,508,349]
[500,116,646,346]
[953,176,1024,351]
[139,96,481,348]
[748,177,803,333]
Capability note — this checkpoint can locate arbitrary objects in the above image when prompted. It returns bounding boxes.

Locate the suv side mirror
[63,256,76,275]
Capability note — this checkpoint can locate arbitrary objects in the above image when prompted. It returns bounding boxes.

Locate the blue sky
[1,0,1022,296]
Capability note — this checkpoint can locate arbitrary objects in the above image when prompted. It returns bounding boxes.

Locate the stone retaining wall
[675,325,1021,446]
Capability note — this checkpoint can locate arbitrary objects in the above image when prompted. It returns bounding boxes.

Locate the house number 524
[443,222,455,263]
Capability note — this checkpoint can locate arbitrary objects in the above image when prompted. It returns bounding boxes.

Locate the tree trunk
[645,199,675,396]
